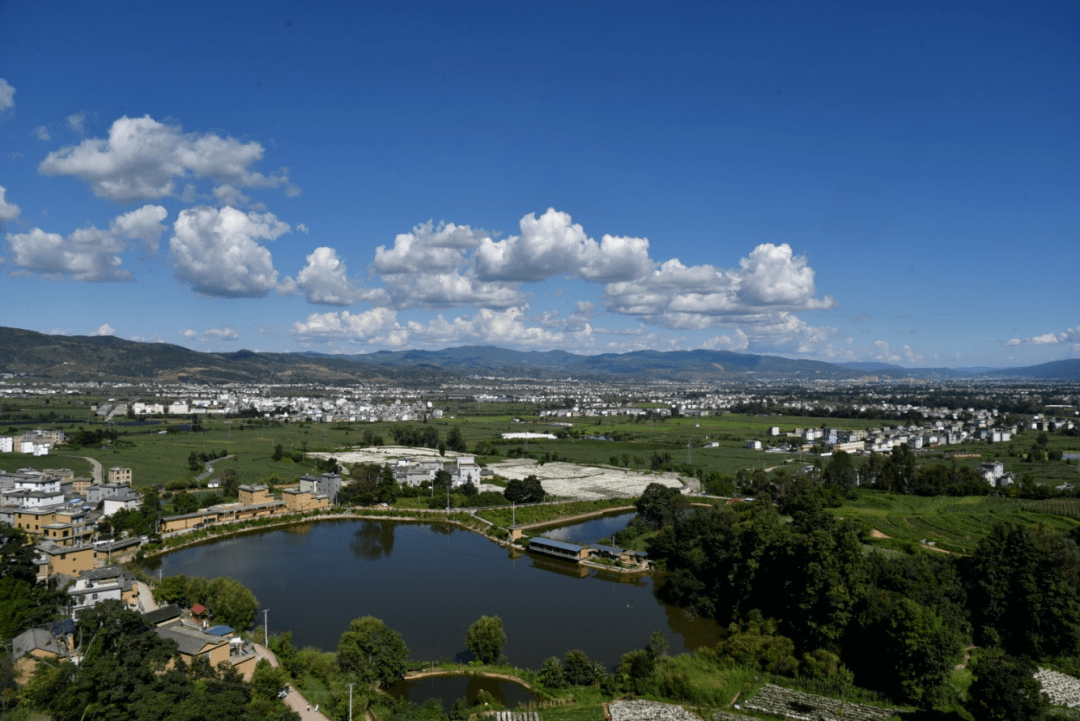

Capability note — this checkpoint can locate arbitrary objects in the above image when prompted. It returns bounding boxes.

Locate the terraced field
[834,491,1080,554]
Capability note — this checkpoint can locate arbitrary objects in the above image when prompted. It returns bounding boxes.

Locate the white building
[0,437,12,453]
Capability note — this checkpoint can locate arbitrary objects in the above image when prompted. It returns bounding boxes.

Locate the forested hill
[2,325,1078,383]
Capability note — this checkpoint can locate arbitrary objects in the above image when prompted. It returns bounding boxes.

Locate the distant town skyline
[0,1,1077,367]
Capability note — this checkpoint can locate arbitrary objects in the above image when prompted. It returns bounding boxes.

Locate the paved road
[196,454,234,482]
[72,455,103,483]
[253,643,331,721]
[135,581,158,613]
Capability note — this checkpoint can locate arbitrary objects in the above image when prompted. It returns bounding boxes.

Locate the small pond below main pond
[141,517,719,671]
[385,674,537,712]
[531,510,636,546]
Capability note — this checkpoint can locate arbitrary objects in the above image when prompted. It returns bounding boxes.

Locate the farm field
[834,490,1080,554]
[2,393,1079,491]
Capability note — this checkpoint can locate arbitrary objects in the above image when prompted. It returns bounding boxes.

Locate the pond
[142,517,719,671]
[385,674,537,712]
[533,511,636,546]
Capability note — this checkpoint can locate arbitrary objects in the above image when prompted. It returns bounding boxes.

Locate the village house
[35,541,97,580]
[237,484,273,505]
[298,472,343,501]
[67,566,139,615]
[106,466,132,485]
[102,487,141,516]
[12,621,74,683]
[282,487,330,512]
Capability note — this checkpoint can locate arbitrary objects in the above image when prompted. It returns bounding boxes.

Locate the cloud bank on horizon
[0,1,1076,366]
[4,111,839,355]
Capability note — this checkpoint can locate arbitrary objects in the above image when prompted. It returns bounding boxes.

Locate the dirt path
[869,529,890,539]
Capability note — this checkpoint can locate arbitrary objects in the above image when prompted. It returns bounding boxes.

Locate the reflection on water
[526,553,590,579]
[349,520,396,560]
[146,518,720,669]
[386,675,536,712]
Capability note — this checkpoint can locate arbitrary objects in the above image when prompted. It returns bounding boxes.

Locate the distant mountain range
[1,325,1078,385]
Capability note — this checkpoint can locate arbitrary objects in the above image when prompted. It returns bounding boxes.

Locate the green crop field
[833,490,1080,554]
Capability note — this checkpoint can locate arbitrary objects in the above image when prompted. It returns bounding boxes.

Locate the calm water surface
[385,675,536,711]
[143,518,718,670]
[537,511,635,545]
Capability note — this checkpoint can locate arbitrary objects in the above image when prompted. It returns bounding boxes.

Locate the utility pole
[264,608,269,647]
[348,682,354,721]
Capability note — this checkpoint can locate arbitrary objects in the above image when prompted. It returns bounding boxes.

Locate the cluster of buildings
[391,455,483,488]
[0,428,65,456]
[159,473,342,534]
[12,587,261,684]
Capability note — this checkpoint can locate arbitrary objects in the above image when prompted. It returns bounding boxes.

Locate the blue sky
[0,1,1077,367]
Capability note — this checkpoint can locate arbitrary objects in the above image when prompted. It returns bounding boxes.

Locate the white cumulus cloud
[1006,324,1080,348]
[203,326,239,341]
[475,208,653,283]
[373,220,523,309]
[0,186,20,223]
[296,247,386,306]
[169,206,290,298]
[180,329,197,339]
[5,204,167,282]
[0,79,13,112]
[603,243,834,327]
[39,115,290,203]
[292,305,577,350]
[90,323,115,336]
[34,126,51,141]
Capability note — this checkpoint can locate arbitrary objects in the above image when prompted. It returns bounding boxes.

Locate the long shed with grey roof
[528,537,590,562]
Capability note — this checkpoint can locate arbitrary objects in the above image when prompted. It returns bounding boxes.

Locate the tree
[822,451,857,495]
[447,427,467,453]
[537,657,566,688]
[965,522,1080,658]
[966,650,1049,721]
[273,443,284,461]
[646,631,668,660]
[504,475,545,504]
[562,649,602,686]
[377,465,398,504]
[433,469,453,492]
[635,482,688,529]
[205,576,260,630]
[465,615,507,665]
[337,616,410,689]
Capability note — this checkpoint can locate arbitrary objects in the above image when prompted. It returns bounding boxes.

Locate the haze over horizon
[0,1,1077,369]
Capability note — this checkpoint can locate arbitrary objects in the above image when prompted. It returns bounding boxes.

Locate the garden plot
[487,459,685,500]
[743,684,909,721]
[1036,668,1080,707]
[609,700,701,721]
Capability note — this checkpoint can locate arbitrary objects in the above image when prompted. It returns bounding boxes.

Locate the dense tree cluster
[503,475,545,503]
[20,601,298,721]
[153,574,260,630]
[640,482,1080,708]
[389,424,440,449]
